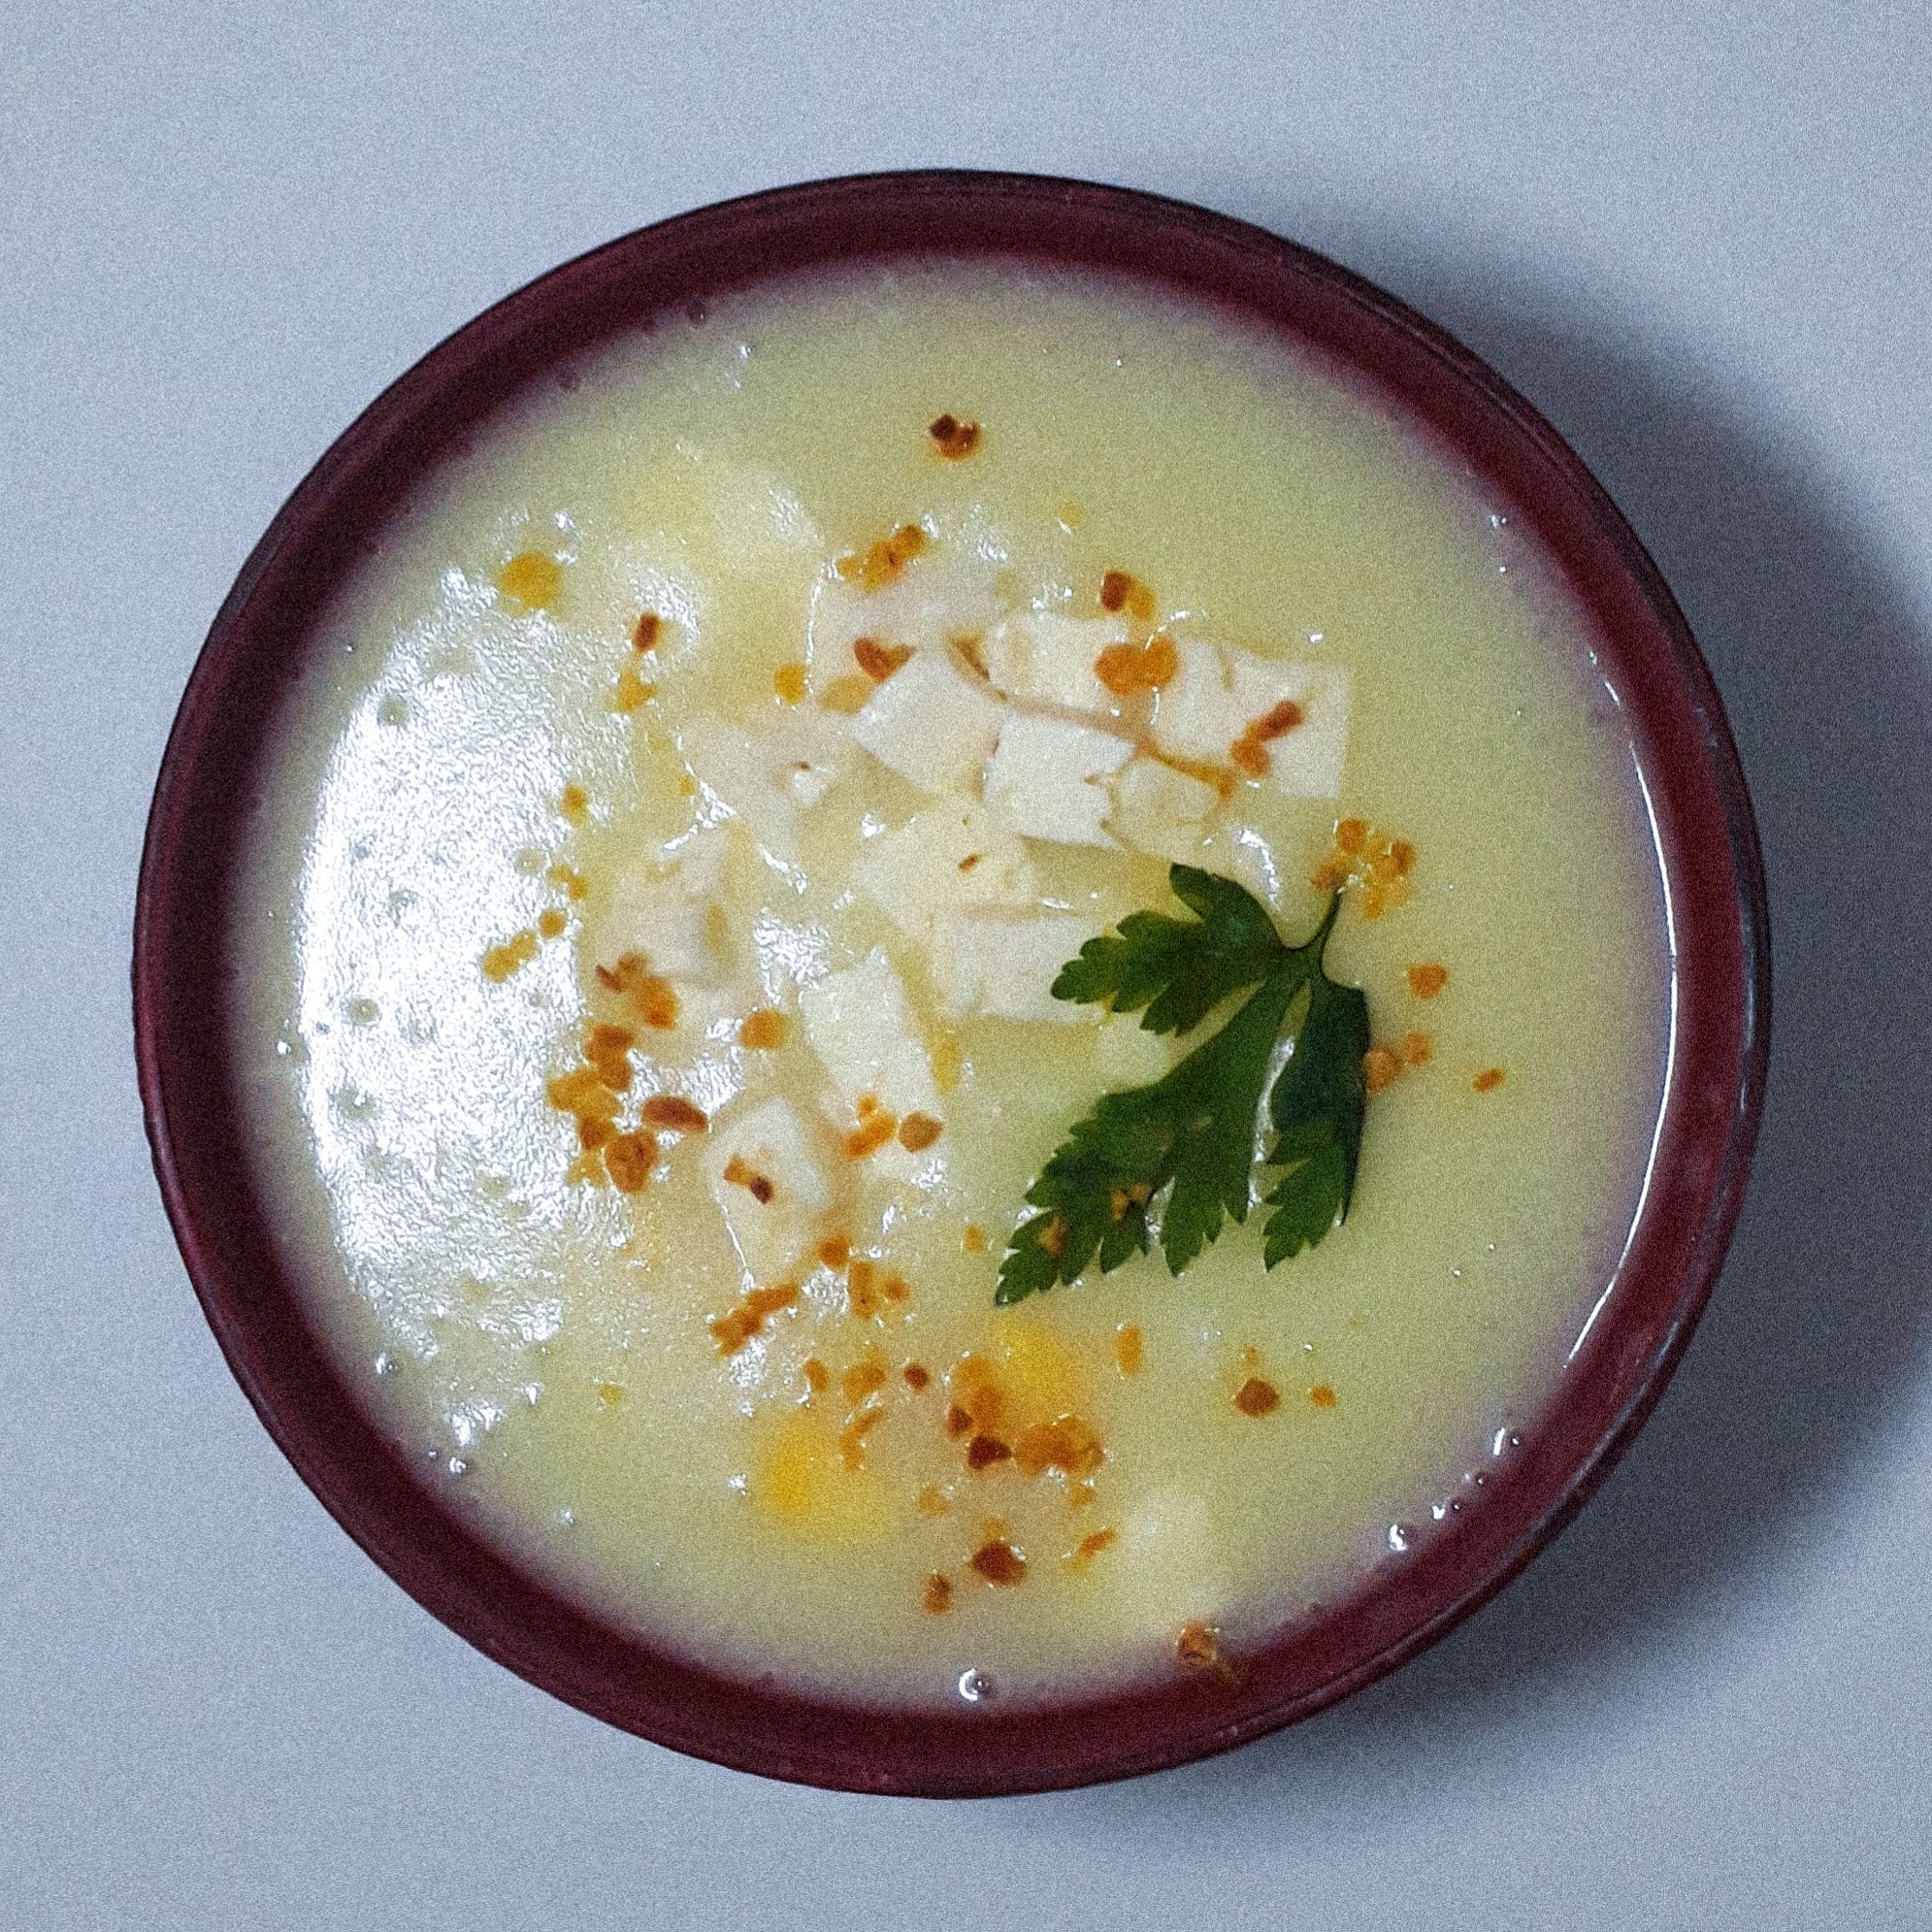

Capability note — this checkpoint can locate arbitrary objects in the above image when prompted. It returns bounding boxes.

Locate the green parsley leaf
[1050,863,1289,1035]
[1261,902,1369,1264]
[998,868,1368,1304]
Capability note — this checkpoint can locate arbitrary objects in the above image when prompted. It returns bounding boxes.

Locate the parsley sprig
[997,867,1369,1305]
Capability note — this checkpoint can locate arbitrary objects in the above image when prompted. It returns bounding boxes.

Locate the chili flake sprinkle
[481,930,540,982]
[720,1153,775,1205]
[497,550,561,611]
[962,1224,988,1256]
[1095,633,1179,697]
[738,1008,788,1050]
[1097,570,1157,621]
[902,1361,932,1392]
[1234,1376,1282,1418]
[1407,962,1450,999]
[537,907,568,939]
[853,637,913,681]
[604,1130,657,1194]
[639,1094,708,1133]
[708,1282,801,1356]
[609,667,653,712]
[1115,1324,1144,1376]
[1362,1046,1401,1094]
[898,1111,943,1152]
[1312,818,1415,918]
[1309,1384,1339,1410]
[1400,1031,1433,1068]
[928,413,981,460]
[596,953,678,1030]
[1068,1527,1118,1570]
[559,783,589,825]
[923,1572,955,1614]
[835,521,928,593]
[966,1434,1014,1470]
[632,610,662,653]
[772,661,807,704]
[844,1110,899,1160]
[969,1538,1027,1587]
[1473,1066,1507,1094]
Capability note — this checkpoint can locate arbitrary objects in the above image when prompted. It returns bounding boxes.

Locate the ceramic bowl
[134,172,1769,1795]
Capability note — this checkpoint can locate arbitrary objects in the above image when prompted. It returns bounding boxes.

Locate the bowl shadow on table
[1031,247,1932,1821]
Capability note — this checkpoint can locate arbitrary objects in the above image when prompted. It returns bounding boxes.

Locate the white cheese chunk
[932,910,1102,1025]
[805,547,1002,695]
[850,652,1006,797]
[851,802,1039,946]
[798,950,942,1182]
[1151,640,1352,799]
[979,610,1129,713]
[983,713,1135,847]
[680,713,850,862]
[702,1097,831,1284]
[590,827,733,985]
[1105,756,1222,862]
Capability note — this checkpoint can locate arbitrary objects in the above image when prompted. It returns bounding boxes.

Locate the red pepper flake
[1362,1046,1401,1095]
[901,1361,931,1392]
[1115,1324,1144,1377]
[802,1357,829,1395]
[720,1153,775,1205]
[1473,1066,1507,1094]
[604,1130,658,1194]
[538,907,568,939]
[481,930,540,982]
[1309,1383,1338,1410]
[836,522,928,593]
[1234,1376,1282,1418]
[708,1282,801,1356]
[1407,962,1449,999]
[844,1111,899,1160]
[816,1234,851,1271]
[1097,570,1132,613]
[923,1572,955,1614]
[966,1433,1014,1471]
[738,1008,788,1050]
[969,1539,1027,1587]
[853,637,914,681]
[838,1404,886,1470]
[928,413,981,460]
[1095,633,1179,697]
[632,610,662,653]
[772,661,807,704]
[881,1275,910,1304]
[962,1224,987,1256]
[1176,1621,1223,1670]
[1400,1031,1433,1068]
[640,1094,708,1133]
[1013,1415,1105,1480]
[1067,1527,1118,1570]
[943,1403,973,1439]
[897,1111,943,1152]
[840,1360,888,1405]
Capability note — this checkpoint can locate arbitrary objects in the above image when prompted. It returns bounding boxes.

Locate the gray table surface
[6,4,1930,1925]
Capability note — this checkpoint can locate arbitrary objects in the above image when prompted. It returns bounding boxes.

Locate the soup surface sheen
[235,261,1667,1708]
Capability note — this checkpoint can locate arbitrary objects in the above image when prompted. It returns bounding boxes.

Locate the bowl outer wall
[133,171,1770,1796]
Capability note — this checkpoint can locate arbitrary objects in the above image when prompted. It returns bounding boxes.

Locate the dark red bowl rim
[133,170,1770,1796]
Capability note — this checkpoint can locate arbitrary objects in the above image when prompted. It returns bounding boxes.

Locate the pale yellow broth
[233,260,1666,1706]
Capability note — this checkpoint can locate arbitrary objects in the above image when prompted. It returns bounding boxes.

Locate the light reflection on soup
[233,261,1667,1707]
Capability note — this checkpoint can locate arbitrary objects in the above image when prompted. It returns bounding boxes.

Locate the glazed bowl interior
[134,171,1768,1796]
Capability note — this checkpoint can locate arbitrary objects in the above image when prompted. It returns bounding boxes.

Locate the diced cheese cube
[932,910,1102,1025]
[1226,656,1351,799]
[591,827,734,985]
[851,802,1039,946]
[983,713,1135,847]
[798,949,942,1180]
[850,652,1006,797]
[680,714,849,861]
[703,1097,832,1284]
[1147,639,1240,763]
[593,871,718,986]
[979,610,1129,713]
[1151,640,1352,799]
[1105,756,1222,862]
[806,548,1002,695]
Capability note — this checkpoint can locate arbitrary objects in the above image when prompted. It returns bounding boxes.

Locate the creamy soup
[233,260,1667,1708]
